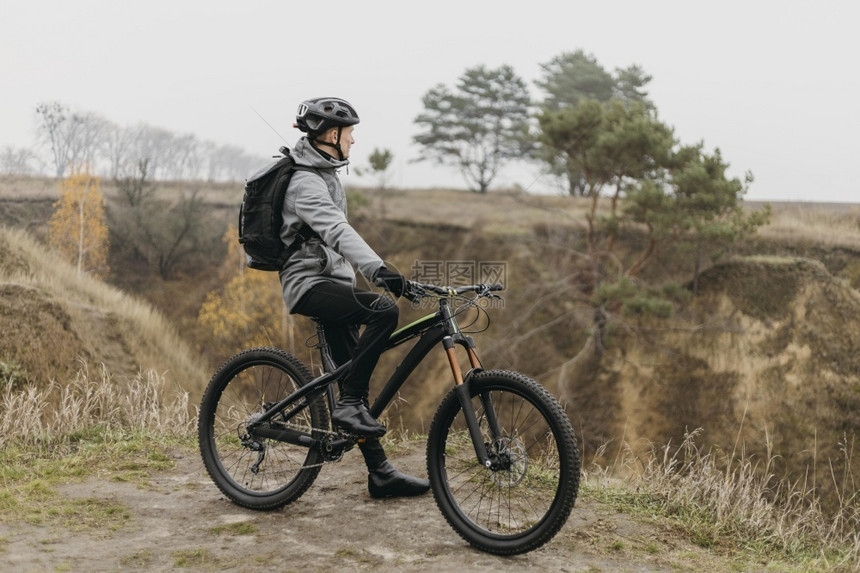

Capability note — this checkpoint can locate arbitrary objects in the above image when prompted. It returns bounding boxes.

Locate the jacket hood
[292,136,350,170]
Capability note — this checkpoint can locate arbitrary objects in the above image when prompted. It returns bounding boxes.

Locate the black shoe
[332,395,386,438]
[368,460,431,499]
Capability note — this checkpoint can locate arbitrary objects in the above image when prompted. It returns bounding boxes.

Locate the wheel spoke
[428,370,579,554]
[199,348,329,510]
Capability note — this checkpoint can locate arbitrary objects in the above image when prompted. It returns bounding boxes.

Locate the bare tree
[207,143,255,181]
[114,158,155,207]
[35,102,74,178]
[0,145,39,175]
[151,187,208,278]
[35,102,107,178]
[66,111,108,172]
[131,125,174,180]
[158,133,200,180]
[104,122,138,179]
[34,102,257,183]
[176,134,204,180]
[202,141,220,181]
[110,159,218,280]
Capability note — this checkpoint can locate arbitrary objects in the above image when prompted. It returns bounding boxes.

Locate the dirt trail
[1,440,738,572]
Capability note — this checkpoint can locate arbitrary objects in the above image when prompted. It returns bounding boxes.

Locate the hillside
[0,226,206,391]
[2,176,860,459]
[561,256,860,507]
[2,176,860,569]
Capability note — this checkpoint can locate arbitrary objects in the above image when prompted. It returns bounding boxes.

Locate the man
[279,97,429,499]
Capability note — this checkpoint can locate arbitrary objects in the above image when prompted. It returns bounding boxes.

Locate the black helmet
[295,97,360,136]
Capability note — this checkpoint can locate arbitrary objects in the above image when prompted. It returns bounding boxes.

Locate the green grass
[333,546,385,566]
[207,522,257,536]
[119,549,155,568]
[1,478,131,532]
[0,363,194,537]
[171,548,211,568]
[0,429,192,533]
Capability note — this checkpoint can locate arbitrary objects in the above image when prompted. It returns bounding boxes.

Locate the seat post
[310,318,341,411]
[312,319,337,374]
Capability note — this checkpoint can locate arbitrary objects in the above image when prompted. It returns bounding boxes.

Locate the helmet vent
[295,97,359,134]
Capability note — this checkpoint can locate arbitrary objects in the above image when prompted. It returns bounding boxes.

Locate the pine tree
[414,64,533,192]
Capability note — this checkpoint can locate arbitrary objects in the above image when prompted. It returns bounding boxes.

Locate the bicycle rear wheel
[198,347,329,510]
[427,369,580,555]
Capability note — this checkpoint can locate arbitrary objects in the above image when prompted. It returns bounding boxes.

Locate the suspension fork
[459,337,504,444]
[443,333,501,468]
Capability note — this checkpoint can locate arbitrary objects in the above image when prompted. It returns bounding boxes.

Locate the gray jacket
[278,137,384,311]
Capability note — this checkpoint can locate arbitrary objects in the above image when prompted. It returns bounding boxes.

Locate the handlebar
[405,281,504,300]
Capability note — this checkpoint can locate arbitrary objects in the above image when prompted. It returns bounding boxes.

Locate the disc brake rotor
[489,436,528,487]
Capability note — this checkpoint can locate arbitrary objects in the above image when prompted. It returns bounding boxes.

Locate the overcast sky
[2,0,858,203]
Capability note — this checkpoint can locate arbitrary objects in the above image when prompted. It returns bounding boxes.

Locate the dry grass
[0,363,191,536]
[0,363,193,450]
[0,174,58,199]
[357,189,860,258]
[0,226,207,389]
[4,361,860,569]
[350,186,594,234]
[11,364,856,568]
[753,201,860,250]
[586,429,860,570]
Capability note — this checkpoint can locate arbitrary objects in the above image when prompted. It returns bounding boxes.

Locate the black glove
[374,267,406,298]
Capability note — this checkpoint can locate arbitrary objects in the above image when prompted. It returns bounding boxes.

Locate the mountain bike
[197,281,580,555]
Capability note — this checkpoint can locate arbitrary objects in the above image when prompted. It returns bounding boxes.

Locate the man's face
[337,125,355,159]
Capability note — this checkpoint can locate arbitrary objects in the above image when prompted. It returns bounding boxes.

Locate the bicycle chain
[266,420,352,469]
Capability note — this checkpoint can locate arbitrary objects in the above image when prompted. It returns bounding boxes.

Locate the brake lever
[404,281,425,303]
[475,284,502,300]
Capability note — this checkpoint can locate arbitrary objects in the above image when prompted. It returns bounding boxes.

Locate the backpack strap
[282,223,321,264]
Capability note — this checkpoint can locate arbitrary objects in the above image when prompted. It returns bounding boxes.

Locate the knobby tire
[198,347,328,510]
[427,370,580,555]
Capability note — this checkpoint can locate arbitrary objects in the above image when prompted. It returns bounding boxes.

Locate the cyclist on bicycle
[278,97,429,499]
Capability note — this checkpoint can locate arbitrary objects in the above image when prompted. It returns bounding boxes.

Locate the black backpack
[238,146,320,271]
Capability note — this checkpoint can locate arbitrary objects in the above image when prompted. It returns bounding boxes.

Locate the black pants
[292,280,399,469]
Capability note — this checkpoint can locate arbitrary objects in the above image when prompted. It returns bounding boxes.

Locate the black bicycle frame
[249,298,496,466]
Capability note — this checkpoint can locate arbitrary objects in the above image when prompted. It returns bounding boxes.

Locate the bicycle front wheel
[198,347,329,510]
[427,370,580,555]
